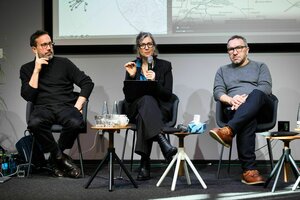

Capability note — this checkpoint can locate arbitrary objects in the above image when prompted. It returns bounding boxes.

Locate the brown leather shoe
[241,170,265,185]
[209,126,233,148]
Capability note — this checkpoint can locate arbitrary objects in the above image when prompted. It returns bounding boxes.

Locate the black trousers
[125,95,169,157]
[27,103,84,153]
[225,89,273,171]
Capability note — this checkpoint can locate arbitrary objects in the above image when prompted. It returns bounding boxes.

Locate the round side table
[156,132,207,191]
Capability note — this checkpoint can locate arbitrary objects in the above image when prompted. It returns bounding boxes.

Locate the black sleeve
[154,59,173,101]
[20,61,39,102]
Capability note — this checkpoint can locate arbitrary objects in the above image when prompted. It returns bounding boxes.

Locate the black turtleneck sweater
[20,56,94,105]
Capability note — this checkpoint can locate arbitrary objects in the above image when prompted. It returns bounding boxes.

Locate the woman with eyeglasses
[122,32,177,181]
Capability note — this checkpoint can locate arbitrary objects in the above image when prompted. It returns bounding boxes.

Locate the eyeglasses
[38,42,55,49]
[139,42,154,49]
[227,45,247,54]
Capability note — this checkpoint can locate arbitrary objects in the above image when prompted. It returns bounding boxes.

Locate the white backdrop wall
[1,1,300,161]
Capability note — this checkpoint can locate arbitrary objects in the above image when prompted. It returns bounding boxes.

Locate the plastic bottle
[9,154,17,174]
[102,101,109,115]
[297,103,300,129]
[0,146,5,174]
[0,153,2,173]
[1,153,8,176]
[112,101,118,114]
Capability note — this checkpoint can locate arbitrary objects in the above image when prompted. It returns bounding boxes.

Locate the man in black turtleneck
[20,30,94,178]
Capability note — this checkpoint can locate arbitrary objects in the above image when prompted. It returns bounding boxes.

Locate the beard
[43,51,54,60]
[232,56,248,67]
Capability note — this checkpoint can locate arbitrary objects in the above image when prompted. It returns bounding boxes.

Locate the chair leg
[228,146,232,174]
[217,145,224,179]
[130,130,136,171]
[76,135,84,178]
[118,129,129,177]
[27,134,35,178]
[266,138,274,169]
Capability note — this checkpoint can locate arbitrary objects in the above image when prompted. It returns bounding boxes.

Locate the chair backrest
[256,94,278,132]
[79,100,89,133]
[117,93,179,128]
[215,100,227,128]
[215,94,279,132]
[26,101,34,124]
[164,93,179,128]
[26,95,89,133]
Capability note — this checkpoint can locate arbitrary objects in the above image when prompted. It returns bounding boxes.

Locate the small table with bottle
[84,114,138,192]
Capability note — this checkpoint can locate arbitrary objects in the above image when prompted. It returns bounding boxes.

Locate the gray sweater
[213,59,272,101]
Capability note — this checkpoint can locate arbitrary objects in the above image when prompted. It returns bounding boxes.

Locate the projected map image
[58,0,167,38]
[68,0,88,12]
[172,0,300,33]
[52,0,300,45]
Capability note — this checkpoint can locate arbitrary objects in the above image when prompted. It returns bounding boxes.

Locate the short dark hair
[30,30,50,47]
[134,31,158,56]
[227,35,248,47]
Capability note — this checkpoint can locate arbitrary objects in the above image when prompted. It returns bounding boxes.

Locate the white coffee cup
[95,115,105,127]
[119,115,129,126]
[111,114,120,125]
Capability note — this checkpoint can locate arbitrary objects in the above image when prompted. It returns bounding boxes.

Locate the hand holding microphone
[146,56,155,80]
[147,56,153,71]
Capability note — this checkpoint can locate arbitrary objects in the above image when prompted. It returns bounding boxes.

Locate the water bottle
[0,146,5,174]
[0,153,2,173]
[112,101,118,114]
[1,153,8,176]
[297,103,300,129]
[101,101,109,115]
[9,154,17,174]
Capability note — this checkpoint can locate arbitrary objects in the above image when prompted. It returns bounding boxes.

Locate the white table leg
[156,153,178,187]
[292,176,300,191]
[184,152,207,189]
[171,150,183,191]
[157,147,207,191]
[183,160,191,185]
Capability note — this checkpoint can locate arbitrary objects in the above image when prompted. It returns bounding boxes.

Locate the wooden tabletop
[172,132,191,136]
[265,128,300,140]
[266,135,300,140]
[91,125,131,130]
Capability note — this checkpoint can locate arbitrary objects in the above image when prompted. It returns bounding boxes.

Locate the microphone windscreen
[147,56,153,64]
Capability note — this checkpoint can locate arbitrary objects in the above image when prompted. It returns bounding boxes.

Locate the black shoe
[59,153,81,178]
[157,134,177,161]
[52,167,65,177]
[137,168,150,181]
[48,156,65,177]
[50,153,81,178]
[137,157,150,181]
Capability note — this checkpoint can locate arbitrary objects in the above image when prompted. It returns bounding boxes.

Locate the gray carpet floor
[1,161,300,200]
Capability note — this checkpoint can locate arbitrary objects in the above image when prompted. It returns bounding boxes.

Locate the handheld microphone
[147,56,153,71]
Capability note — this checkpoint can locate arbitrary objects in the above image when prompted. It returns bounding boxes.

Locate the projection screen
[45,0,300,54]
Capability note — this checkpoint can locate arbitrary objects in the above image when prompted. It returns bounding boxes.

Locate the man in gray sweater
[209,35,273,185]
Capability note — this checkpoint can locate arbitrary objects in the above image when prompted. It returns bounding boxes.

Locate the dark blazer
[123,57,173,122]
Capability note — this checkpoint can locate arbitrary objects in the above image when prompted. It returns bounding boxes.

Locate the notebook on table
[123,80,158,102]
